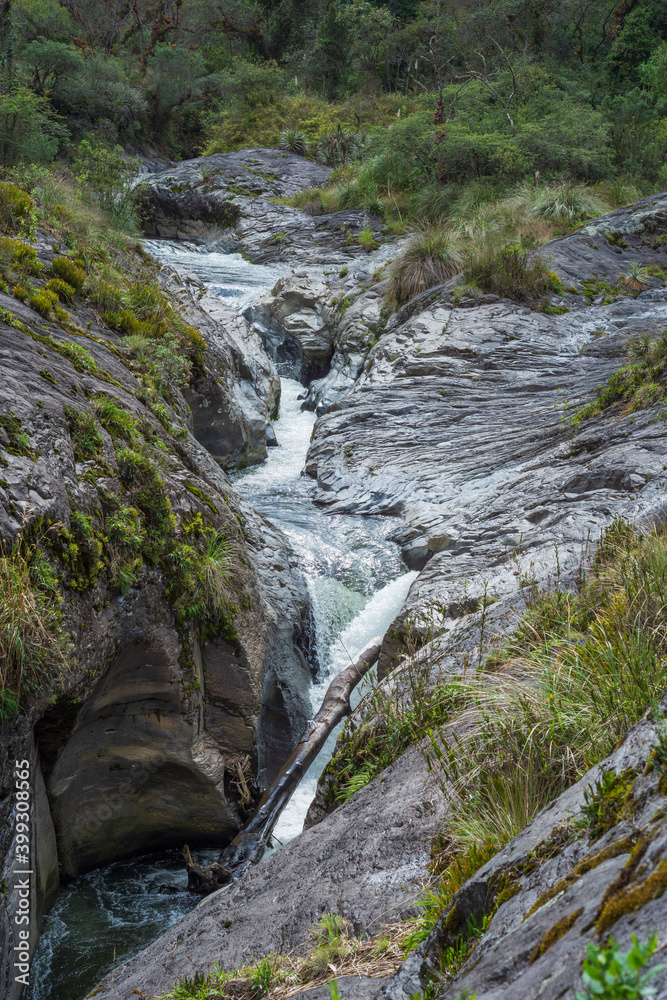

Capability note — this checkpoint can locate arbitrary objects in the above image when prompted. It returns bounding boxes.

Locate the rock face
[247,272,338,384]
[91,744,447,999]
[138,148,381,265]
[162,266,281,465]
[0,241,312,999]
[304,196,667,657]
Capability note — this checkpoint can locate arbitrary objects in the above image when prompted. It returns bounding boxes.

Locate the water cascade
[25,249,415,1000]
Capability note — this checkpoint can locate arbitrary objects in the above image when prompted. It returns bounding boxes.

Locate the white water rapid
[25,249,415,1000]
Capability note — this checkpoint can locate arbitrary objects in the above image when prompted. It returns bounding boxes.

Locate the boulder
[137,148,382,266]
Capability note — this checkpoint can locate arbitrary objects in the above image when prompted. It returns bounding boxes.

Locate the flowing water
[25,249,416,1000]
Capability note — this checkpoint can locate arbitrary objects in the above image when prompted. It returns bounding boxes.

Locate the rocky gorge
[3,150,667,1000]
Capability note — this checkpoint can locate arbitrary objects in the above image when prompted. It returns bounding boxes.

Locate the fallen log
[183,634,384,894]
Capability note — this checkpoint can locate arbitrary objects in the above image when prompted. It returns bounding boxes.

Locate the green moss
[0,412,39,461]
[184,482,218,514]
[523,835,637,919]
[595,858,667,935]
[529,907,583,963]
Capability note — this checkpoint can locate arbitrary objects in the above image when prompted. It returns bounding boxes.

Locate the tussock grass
[163,915,414,1000]
[0,544,69,717]
[430,521,667,862]
[386,226,464,305]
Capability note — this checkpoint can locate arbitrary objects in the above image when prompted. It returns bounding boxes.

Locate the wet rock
[160,266,280,468]
[246,271,338,384]
[90,745,448,999]
[305,204,667,637]
[138,148,382,266]
[0,247,312,993]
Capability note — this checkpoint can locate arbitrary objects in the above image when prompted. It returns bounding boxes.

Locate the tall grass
[430,521,667,858]
[0,545,69,717]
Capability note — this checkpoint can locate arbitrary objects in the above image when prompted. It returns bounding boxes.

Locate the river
[25,247,416,1000]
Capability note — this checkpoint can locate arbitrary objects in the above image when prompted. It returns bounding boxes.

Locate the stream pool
[24,249,415,1000]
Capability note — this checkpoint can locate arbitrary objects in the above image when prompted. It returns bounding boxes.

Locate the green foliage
[63,405,104,461]
[0,183,35,235]
[387,226,464,306]
[581,769,636,842]
[0,87,66,165]
[0,543,69,715]
[51,255,85,290]
[45,277,76,302]
[116,448,175,545]
[0,412,39,460]
[427,522,667,864]
[572,331,667,424]
[93,395,137,443]
[72,139,139,227]
[462,243,558,304]
[576,935,666,1000]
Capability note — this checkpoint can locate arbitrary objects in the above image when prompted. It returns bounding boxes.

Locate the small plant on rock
[620,262,650,292]
[279,128,307,156]
[576,934,665,1000]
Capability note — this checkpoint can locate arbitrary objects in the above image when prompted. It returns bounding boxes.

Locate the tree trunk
[183,635,383,894]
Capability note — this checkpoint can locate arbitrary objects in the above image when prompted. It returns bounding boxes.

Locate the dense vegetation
[1,0,667,202]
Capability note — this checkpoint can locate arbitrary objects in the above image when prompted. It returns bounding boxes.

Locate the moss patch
[529,907,583,963]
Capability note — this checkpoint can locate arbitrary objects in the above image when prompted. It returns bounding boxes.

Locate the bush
[463,243,557,303]
[72,139,139,228]
[51,255,85,290]
[0,183,34,235]
[0,87,67,165]
[387,226,464,306]
[45,277,76,302]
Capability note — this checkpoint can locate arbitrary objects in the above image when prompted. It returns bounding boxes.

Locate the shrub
[51,256,85,290]
[463,243,557,303]
[0,87,67,165]
[64,405,104,461]
[387,226,464,306]
[72,138,139,228]
[93,395,137,442]
[0,183,34,235]
[577,934,665,1000]
[45,277,76,302]
[29,288,58,316]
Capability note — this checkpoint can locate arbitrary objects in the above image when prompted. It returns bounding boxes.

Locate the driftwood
[183,634,383,894]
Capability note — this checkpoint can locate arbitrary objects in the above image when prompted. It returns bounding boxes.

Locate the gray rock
[88,745,447,998]
[138,148,383,266]
[0,245,311,994]
[304,203,667,640]
[247,271,338,384]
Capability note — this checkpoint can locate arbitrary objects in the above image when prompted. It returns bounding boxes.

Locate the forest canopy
[1,0,667,216]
